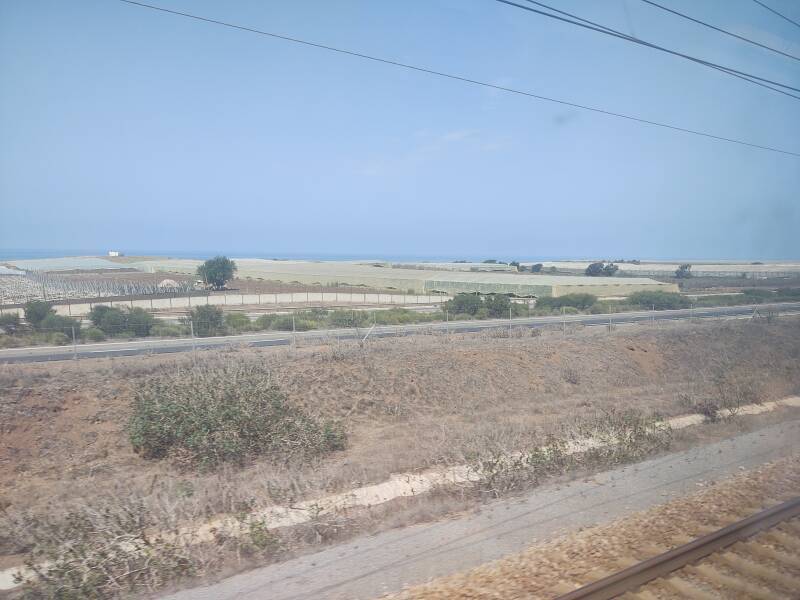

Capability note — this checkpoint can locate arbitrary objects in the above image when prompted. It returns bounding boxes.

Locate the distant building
[108,250,124,257]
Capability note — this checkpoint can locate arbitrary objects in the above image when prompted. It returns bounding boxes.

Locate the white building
[107,250,124,257]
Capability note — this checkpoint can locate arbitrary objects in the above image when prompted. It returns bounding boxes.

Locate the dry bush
[2,499,196,599]
[471,409,671,498]
[561,365,580,385]
[128,363,346,469]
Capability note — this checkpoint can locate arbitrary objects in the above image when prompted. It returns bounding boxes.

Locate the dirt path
[160,419,800,600]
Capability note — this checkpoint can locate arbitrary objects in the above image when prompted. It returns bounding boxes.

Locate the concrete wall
[0,292,448,318]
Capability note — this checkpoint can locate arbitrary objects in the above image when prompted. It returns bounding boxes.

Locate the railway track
[555,497,800,600]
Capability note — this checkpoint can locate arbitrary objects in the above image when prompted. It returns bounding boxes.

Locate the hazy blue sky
[1,0,799,260]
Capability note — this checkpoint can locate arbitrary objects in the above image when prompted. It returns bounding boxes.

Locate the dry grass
[1,318,799,595]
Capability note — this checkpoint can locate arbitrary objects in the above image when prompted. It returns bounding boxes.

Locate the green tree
[585,262,619,277]
[197,256,237,290]
[675,264,693,278]
[531,263,543,273]
[23,301,55,329]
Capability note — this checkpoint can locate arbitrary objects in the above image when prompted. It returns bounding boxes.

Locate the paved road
[162,420,800,600]
[1,302,798,364]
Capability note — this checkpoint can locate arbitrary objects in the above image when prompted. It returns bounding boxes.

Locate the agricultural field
[1,317,799,597]
[0,271,195,305]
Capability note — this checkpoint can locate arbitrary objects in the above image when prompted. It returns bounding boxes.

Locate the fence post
[190,319,196,353]
[292,311,296,348]
[71,326,77,360]
[68,300,72,317]
[562,306,566,335]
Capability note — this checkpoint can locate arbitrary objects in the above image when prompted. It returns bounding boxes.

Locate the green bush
[253,314,275,330]
[23,300,54,328]
[83,327,106,342]
[328,310,370,328]
[48,332,71,346]
[444,293,483,316]
[443,293,525,319]
[128,364,346,468]
[627,291,691,310]
[40,313,81,338]
[186,305,225,337]
[127,307,156,337]
[536,293,597,311]
[150,323,187,337]
[225,312,253,332]
[0,313,21,334]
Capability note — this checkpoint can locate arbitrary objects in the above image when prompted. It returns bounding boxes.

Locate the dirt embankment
[1,319,798,517]
[390,456,800,600]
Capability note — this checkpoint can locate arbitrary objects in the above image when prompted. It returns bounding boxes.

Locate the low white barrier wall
[0,292,448,318]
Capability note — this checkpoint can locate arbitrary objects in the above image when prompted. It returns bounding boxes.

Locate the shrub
[89,305,126,335]
[126,307,155,337]
[675,264,692,278]
[627,291,690,310]
[150,323,186,337]
[39,313,81,338]
[186,305,225,337]
[484,294,511,318]
[225,312,253,332]
[328,310,370,328]
[83,327,106,342]
[128,364,346,468]
[254,314,275,330]
[444,293,483,316]
[0,313,21,334]
[23,301,54,328]
[47,332,71,346]
[531,263,543,273]
[536,293,597,311]
[6,501,194,598]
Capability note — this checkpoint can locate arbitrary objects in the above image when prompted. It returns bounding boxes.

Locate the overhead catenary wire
[637,0,800,62]
[506,0,800,101]
[116,0,800,158]
[751,0,800,30]
[498,0,800,98]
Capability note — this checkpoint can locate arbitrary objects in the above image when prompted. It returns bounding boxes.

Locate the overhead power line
[638,0,800,62]
[497,0,800,100]
[751,0,800,30]
[116,0,800,158]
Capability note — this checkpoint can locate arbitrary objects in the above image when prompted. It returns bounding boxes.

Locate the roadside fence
[0,291,449,319]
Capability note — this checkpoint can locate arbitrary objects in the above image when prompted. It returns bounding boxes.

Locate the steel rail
[554,496,800,599]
